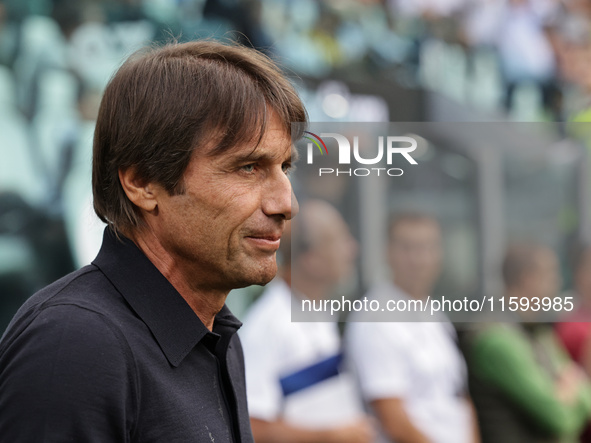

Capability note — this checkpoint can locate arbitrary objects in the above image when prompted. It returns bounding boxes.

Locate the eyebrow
[230,146,299,164]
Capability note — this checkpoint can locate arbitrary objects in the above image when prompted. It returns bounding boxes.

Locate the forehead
[202,112,295,161]
[534,248,557,266]
[391,219,440,241]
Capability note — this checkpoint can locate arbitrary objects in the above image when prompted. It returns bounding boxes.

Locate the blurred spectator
[549,0,591,120]
[557,243,591,442]
[240,199,374,443]
[494,0,559,118]
[464,243,591,443]
[557,244,591,375]
[346,214,480,443]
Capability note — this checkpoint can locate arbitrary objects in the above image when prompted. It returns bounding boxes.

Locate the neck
[129,228,227,331]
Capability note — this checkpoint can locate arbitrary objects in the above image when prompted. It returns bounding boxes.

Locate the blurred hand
[252,415,376,443]
[556,363,587,404]
[325,417,376,443]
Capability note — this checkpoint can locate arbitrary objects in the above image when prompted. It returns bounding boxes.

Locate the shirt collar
[92,228,242,367]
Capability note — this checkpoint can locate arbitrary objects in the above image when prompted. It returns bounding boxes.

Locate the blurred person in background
[550,0,591,121]
[464,243,591,443]
[557,243,591,376]
[494,0,560,117]
[557,243,591,442]
[346,213,480,443]
[240,199,374,443]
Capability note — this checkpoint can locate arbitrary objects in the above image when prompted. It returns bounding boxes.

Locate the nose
[263,167,299,220]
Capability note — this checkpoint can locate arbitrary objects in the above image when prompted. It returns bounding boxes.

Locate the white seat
[442,44,468,103]
[32,69,80,188]
[510,82,543,121]
[67,21,154,91]
[12,15,67,114]
[467,50,503,111]
[0,66,42,205]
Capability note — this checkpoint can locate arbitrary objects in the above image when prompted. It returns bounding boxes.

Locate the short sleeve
[345,322,410,400]
[240,318,283,421]
[0,304,136,442]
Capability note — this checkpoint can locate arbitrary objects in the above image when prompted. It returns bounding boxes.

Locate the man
[557,243,591,375]
[0,40,306,442]
[465,243,591,443]
[240,199,374,443]
[346,213,480,443]
[556,243,591,443]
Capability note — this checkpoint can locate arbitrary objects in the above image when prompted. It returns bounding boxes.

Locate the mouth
[244,233,282,252]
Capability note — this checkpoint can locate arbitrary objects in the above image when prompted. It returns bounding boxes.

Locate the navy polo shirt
[0,228,254,443]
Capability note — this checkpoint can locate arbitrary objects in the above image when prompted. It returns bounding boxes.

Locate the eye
[282,163,295,175]
[241,164,256,173]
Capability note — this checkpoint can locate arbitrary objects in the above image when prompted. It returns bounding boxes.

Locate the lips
[247,234,282,241]
[244,231,283,252]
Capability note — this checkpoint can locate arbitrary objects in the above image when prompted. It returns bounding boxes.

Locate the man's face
[314,213,357,284]
[148,110,297,292]
[299,201,358,286]
[388,219,442,297]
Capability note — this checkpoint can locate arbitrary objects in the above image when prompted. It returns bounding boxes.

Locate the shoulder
[344,283,409,339]
[467,323,534,367]
[2,264,131,343]
[473,323,524,346]
[0,296,138,441]
[0,265,136,376]
[0,295,138,405]
[6,264,118,317]
[344,319,411,367]
[0,299,134,370]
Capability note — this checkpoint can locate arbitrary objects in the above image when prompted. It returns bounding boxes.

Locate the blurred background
[2,0,591,328]
[5,1,591,441]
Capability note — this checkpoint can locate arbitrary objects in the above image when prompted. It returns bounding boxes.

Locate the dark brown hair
[92,40,307,233]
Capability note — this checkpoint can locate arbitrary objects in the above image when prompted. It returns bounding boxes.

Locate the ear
[118,167,158,212]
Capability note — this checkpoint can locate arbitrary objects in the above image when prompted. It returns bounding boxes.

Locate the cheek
[167,193,230,252]
[536,278,553,295]
[184,186,243,227]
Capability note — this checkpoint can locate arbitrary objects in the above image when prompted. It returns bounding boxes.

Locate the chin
[255,264,278,286]
[233,261,278,288]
